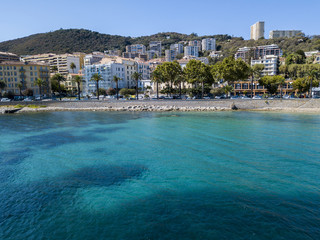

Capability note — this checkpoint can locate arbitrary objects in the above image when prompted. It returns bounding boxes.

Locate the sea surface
[0,111,320,240]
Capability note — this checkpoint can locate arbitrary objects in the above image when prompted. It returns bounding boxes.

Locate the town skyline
[1,0,319,42]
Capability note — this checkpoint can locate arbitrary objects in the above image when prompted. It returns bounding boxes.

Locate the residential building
[0,61,50,96]
[251,55,279,76]
[165,49,176,62]
[147,50,160,60]
[84,52,105,66]
[83,62,126,95]
[182,56,209,64]
[170,43,184,54]
[184,46,199,57]
[232,80,294,96]
[0,52,20,63]
[305,51,320,58]
[189,40,202,51]
[209,51,223,58]
[64,73,84,94]
[104,50,121,57]
[254,44,282,59]
[269,30,303,39]
[122,52,148,61]
[22,53,81,75]
[250,21,265,40]
[149,41,162,56]
[202,38,216,51]
[235,44,282,61]
[136,60,151,80]
[126,44,146,54]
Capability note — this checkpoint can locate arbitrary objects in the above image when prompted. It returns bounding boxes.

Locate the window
[30,66,33,70]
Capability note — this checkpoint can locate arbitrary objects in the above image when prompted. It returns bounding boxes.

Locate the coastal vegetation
[0,29,319,57]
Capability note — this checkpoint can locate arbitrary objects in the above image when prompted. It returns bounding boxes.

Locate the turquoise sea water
[0,111,320,239]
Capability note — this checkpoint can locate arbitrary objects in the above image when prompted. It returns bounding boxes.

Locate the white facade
[126,44,146,54]
[202,38,216,51]
[251,55,278,76]
[184,46,199,57]
[250,21,265,40]
[170,43,184,54]
[269,30,302,39]
[188,40,202,51]
[84,54,105,66]
[147,50,160,60]
[83,63,126,94]
[165,49,176,62]
[149,41,162,56]
[136,61,151,80]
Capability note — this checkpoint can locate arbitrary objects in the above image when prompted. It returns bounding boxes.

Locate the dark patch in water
[0,148,31,165]
[21,131,103,149]
[0,164,147,230]
[84,126,126,135]
[59,164,147,188]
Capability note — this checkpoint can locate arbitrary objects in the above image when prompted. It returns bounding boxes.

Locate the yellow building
[0,61,50,96]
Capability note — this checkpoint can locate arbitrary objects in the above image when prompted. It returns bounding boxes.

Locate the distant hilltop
[0,28,319,57]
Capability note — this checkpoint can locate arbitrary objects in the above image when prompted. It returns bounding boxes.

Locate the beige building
[22,53,83,75]
[0,61,50,96]
[250,21,265,40]
[269,30,302,39]
[0,52,20,63]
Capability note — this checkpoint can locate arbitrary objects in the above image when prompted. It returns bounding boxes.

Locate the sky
[0,0,319,42]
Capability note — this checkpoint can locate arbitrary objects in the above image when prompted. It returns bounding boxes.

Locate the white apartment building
[251,55,278,76]
[184,46,199,57]
[136,61,150,80]
[202,38,216,51]
[170,43,184,54]
[250,21,265,40]
[84,52,106,66]
[83,62,126,95]
[126,44,146,54]
[165,49,176,62]
[188,40,202,51]
[147,50,160,60]
[269,30,302,39]
[149,41,162,56]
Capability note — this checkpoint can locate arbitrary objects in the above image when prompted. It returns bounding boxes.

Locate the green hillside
[0,28,319,57]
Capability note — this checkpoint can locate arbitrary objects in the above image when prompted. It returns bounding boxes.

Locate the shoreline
[2,99,320,114]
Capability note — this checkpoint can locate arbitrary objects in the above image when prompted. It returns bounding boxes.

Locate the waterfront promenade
[2,99,320,113]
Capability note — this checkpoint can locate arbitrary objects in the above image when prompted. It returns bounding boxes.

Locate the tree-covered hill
[0,28,319,57]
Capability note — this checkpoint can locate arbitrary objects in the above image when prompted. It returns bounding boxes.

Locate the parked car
[252,95,262,99]
[1,98,11,102]
[230,96,239,99]
[23,97,33,102]
[203,96,211,100]
[241,96,250,99]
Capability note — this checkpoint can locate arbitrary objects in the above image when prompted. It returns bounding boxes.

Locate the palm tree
[112,75,121,100]
[250,64,264,98]
[223,85,233,98]
[131,72,142,100]
[51,66,58,73]
[0,80,6,98]
[91,73,103,100]
[51,73,66,100]
[306,69,319,98]
[17,82,23,99]
[35,78,46,98]
[151,69,163,99]
[70,62,76,73]
[72,75,84,100]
